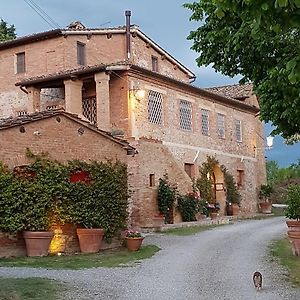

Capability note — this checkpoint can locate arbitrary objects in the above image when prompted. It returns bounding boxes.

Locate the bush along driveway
[0,217,299,299]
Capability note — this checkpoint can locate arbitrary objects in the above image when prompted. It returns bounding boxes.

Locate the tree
[184,1,300,141]
[0,19,16,42]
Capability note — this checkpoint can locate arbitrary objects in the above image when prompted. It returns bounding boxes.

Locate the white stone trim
[162,141,256,161]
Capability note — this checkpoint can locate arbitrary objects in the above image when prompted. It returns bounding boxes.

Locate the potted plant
[207,202,220,220]
[124,229,144,251]
[222,168,241,216]
[285,184,300,256]
[70,181,105,253]
[258,184,274,214]
[196,199,208,220]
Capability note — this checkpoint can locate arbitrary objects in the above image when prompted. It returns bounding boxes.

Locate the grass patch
[250,207,286,220]
[0,245,160,270]
[161,224,229,236]
[0,277,64,300]
[270,238,300,287]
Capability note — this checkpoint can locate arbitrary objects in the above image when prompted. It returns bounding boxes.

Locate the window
[149,174,155,187]
[77,42,86,65]
[16,52,25,73]
[82,97,97,124]
[151,56,158,72]
[235,119,242,142]
[179,100,192,131]
[237,170,245,187]
[148,90,163,124]
[217,113,225,138]
[184,163,195,178]
[201,109,210,135]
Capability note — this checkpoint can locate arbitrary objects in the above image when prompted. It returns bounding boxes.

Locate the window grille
[179,100,192,131]
[16,52,25,73]
[148,90,163,125]
[82,97,97,124]
[235,119,242,142]
[217,113,225,138]
[77,42,86,65]
[16,110,28,117]
[201,109,210,135]
[151,56,158,72]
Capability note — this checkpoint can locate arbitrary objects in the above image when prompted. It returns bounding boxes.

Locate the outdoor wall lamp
[130,81,146,101]
[253,135,274,157]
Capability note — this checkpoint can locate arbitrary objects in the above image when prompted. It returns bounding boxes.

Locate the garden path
[1,217,299,299]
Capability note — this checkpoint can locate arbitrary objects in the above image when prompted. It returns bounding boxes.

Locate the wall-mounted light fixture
[130,81,146,101]
[253,135,274,157]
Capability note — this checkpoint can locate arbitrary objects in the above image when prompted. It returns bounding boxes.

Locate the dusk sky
[1,0,299,166]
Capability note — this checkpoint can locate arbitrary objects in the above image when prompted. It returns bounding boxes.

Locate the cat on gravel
[253,271,263,290]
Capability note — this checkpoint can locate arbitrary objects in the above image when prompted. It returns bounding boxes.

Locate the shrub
[259,184,274,202]
[0,156,129,238]
[157,174,177,224]
[285,184,300,221]
[177,194,198,222]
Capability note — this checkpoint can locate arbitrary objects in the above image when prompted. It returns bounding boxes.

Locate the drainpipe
[125,10,131,60]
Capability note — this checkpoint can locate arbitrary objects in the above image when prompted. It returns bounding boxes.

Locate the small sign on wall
[215,183,224,191]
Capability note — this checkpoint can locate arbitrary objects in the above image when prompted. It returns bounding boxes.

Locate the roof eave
[130,65,259,114]
[0,29,62,50]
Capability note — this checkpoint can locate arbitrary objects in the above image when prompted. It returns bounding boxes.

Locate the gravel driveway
[1,217,300,299]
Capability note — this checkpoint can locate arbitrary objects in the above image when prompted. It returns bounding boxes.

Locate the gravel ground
[1,217,300,299]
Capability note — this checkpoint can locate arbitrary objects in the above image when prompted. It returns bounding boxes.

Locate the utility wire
[23,0,60,29]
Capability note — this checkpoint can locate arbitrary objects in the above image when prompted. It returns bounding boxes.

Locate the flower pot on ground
[226,203,239,216]
[258,184,274,214]
[126,237,145,251]
[196,212,206,221]
[287,231,300,256]
[23,231,54,257]
[285,184,300,256]
[153,213,165,228]
[76,228,104,253]
[259,202,272,214]
[210,212,218,220]
[125,229,144,251]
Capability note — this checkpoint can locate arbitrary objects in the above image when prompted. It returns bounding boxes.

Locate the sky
[1,0,299,166]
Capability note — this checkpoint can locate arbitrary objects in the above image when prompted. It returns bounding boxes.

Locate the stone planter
[76,228,104,253]
[126,237,144,251]
[259,202,272,214]
[23,231,54,257]
[287,230,300,256]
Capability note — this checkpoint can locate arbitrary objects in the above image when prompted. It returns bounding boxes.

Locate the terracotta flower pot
[210,212,218,220]
[259,202,272,214]
[287,230,300,256]
[76,228,104,253]
[227,204,239,216]
[196,213,206,221]
[23,231,54,257]
[286,220,300,231]
[126,237,144,251]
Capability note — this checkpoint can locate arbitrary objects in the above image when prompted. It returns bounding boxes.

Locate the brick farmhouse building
[0,13,267,231]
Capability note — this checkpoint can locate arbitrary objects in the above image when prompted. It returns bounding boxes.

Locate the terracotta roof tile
[15,61,130,86]
[0,109,134,150]
[205,83,253,100]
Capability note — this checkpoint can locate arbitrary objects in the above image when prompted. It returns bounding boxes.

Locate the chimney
[125,10,131,60]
